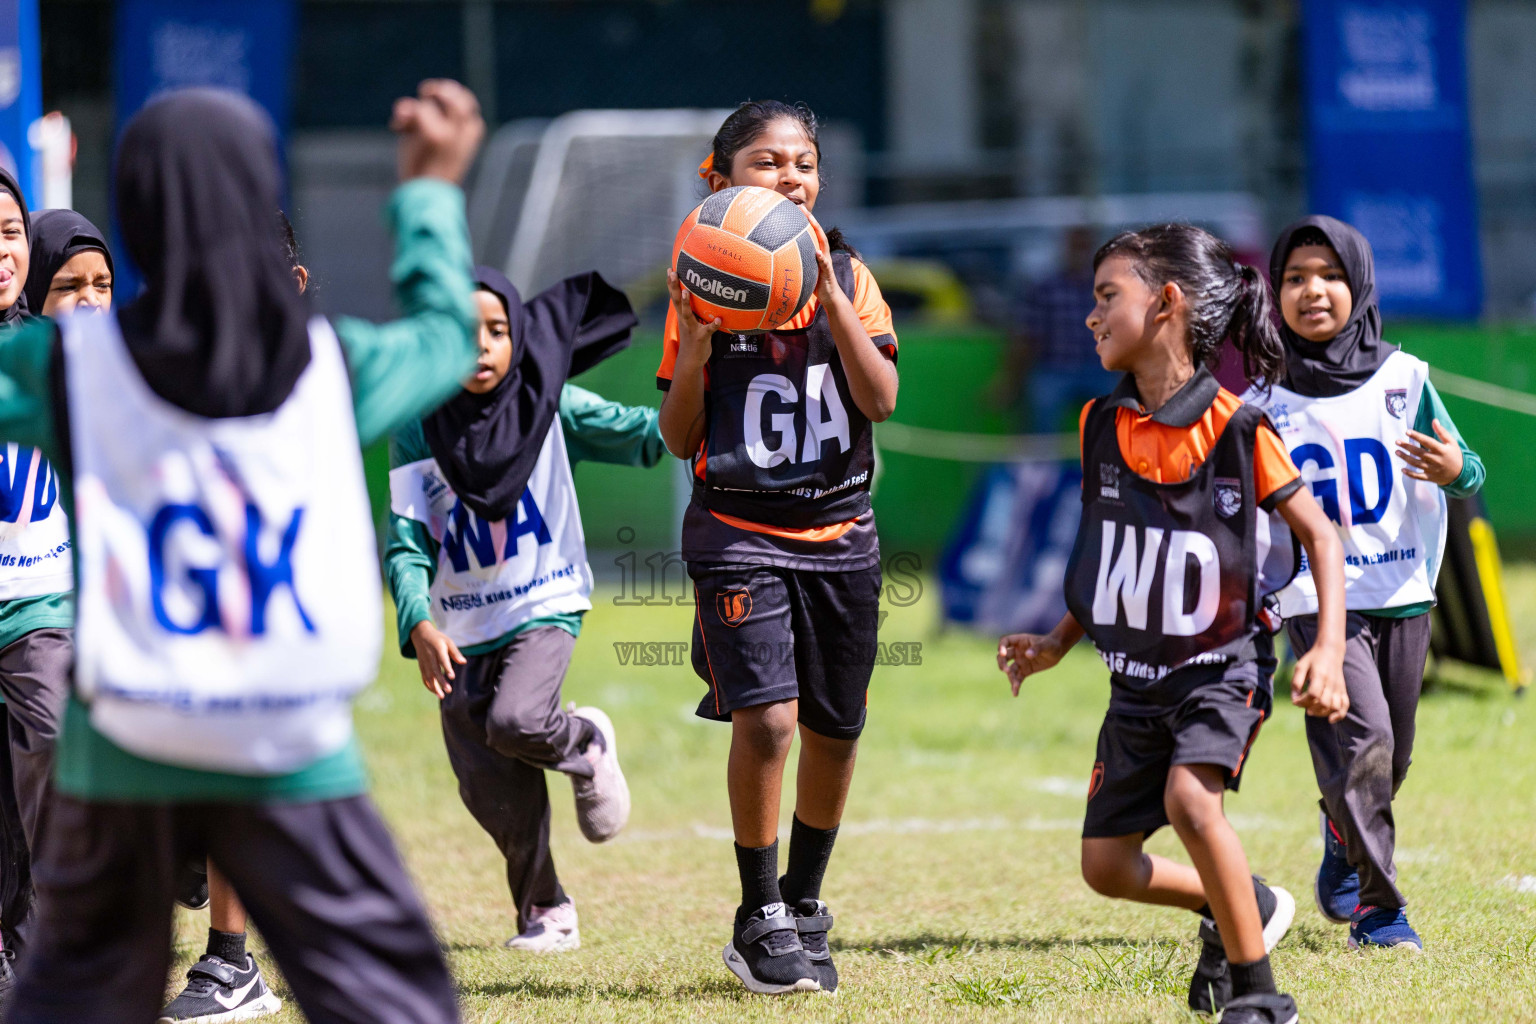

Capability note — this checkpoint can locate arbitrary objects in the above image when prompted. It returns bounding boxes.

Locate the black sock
[1229,954,1276,996]
[735,840,780,913]
[206,928,247,965]
[779,816,839,905]
[1195,877,1276,926]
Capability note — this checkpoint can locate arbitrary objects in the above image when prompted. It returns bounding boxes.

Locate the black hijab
[23,209,112,316]
[422,267,637,521]
[114,89,310,418]
[1269,215,1391,398]
[0,165,32,324]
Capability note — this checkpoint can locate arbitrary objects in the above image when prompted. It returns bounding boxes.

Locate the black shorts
[688,561,881,740]
[1082,660,1271,839]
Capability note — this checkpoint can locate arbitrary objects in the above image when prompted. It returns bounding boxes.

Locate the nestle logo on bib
[684,267,747,304]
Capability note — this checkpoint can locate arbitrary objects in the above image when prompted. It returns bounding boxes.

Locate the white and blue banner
[113,0,296,292]
[1301,0,1481,319]
[0,0,39,202]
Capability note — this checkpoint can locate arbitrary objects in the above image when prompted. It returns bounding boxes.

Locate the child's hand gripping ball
[672,185,826,334]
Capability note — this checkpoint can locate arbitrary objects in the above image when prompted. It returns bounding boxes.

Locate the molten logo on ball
[683,267,748,304]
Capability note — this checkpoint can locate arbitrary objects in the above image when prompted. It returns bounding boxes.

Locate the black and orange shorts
[687,561,882,740]
[1082,659,1272,839]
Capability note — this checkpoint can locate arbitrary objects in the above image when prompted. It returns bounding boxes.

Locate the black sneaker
[790,898,837,994]
[1188,880,1296,1014]
[175,860,210,911]
[722,902,820,995]
[158,953,283,1023]
[1219,991,1299,1024]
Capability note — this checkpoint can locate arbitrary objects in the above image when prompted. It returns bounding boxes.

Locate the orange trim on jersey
[694,583,721,715]
[708,509,858,542]
[1087,388,1301,504]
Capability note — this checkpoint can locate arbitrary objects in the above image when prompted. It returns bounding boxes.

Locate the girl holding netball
[1246,216,1483,952]
[998,224,1348,1024]
[658,100,898,995]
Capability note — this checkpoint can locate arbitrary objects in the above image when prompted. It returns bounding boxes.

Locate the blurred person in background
[991,226,1116,433]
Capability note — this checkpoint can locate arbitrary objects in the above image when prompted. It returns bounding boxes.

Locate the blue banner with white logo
[0,0,40,203]
[1301,0,1481,319]
[114,0,295,291]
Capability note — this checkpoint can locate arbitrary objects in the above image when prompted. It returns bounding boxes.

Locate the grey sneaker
[569,705,630,842]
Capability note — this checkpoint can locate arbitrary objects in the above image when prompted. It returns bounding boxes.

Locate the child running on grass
[998,224,1349,1024]
[1,80,483,1024]
[158,211,311,1024]
[387,263,659,952]
[1246,216,1484,952]
[658,100,898,995]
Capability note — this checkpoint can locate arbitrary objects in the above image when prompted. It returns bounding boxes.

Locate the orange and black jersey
[657,256,897,392]
[1080,367,1302,511]
[659,252,896,569]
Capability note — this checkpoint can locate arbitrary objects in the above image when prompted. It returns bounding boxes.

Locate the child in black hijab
[0,80,485,1024]
[1246,215,1484,954]
[22,209,112,317]
[388,263,662,952]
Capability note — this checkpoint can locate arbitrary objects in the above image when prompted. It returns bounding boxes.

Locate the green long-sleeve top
[0,178,479,802]
[1366,379,1485,618]
[386,382,665,657]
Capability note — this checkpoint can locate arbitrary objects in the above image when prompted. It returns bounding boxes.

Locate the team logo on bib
[1098,463,1119,500]
[717,588,753,627]
[1384,389,1408,419]
[1214,477,1242,518]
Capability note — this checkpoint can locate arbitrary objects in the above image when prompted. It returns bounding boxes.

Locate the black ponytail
[707,99,859,258]
[1093,223,1285,390]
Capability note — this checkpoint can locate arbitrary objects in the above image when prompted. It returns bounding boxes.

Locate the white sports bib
[63,310,383,775]
[390,420,592,648]
[1246,350,1447,616]
[0,443,72,601]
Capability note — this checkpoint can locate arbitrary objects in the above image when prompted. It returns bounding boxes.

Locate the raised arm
[559,384,666,468]
[334,80,485,447]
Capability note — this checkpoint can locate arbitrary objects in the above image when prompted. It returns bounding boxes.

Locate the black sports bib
[1064,398,1271,684]
[696,252,876,528]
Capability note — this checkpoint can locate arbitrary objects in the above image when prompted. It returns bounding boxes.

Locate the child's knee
[1080,842,1138,899]
[1164,769,1226,837]
[732,702,797,761]
[485,708,560,760]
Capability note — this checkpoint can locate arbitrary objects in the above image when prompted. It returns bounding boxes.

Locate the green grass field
[169,565,1536,1023]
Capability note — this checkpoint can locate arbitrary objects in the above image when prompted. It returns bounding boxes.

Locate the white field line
[617,812,1285,844]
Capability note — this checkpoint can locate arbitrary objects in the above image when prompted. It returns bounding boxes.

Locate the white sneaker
[505,900,580,953]
[569,705,630,843]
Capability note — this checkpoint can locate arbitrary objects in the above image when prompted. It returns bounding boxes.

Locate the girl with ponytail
[997,223,1348,1024]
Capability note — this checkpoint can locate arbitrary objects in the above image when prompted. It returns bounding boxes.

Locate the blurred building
[36,0,1536,318]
